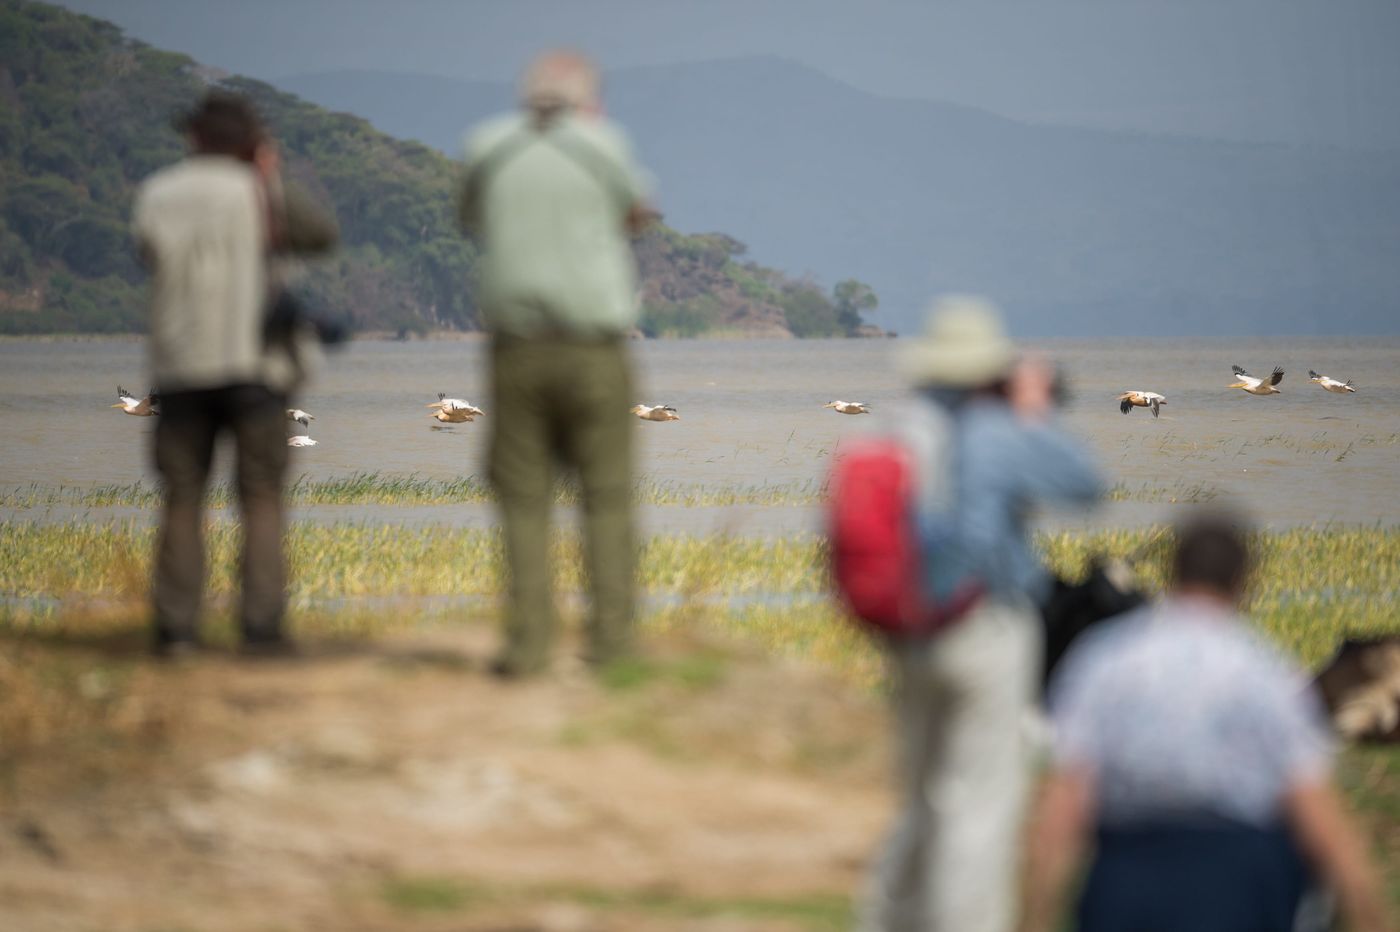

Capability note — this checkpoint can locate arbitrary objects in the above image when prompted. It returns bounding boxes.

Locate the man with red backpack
[850,296,1102,932]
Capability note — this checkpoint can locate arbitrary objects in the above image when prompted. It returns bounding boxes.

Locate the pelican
[1309,370,1356,394]
[287,434,318,447]
[430,408,476,424]
[1118,391,1166,418]
[1229,364,1284,395]
[286,408,315,427]
[427,393,485,417]
[632,404,680,422]
[112,386,159,416]
[823,400,871,415]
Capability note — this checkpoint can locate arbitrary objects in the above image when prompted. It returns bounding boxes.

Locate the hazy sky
[53,0,1400,148]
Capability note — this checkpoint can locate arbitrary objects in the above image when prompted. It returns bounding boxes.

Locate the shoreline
[0,322,901,343]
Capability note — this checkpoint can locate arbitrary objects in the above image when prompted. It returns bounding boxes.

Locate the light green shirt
[460,111,651,338]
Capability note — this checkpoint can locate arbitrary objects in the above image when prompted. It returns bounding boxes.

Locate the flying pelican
[632,404,680,422]
[823,400,871,415]
[287,434,318,447]
[427,393,485,417]
[430,407,476,424]
[1309,370,1356,394]
[1118,391,1166,418]
[286,408,315,427]
[112,386,159,416]
[1229,364,1284,395]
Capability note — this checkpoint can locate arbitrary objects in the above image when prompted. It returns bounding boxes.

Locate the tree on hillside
[833,279,878,331]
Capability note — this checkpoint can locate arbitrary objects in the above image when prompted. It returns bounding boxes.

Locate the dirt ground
[0,624,893,932]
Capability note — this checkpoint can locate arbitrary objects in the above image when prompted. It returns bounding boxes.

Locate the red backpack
[827,435,982,639]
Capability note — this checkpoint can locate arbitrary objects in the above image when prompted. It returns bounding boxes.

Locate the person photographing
[132,91,337,656]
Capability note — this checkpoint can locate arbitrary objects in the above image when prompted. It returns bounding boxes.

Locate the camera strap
[462,120,633,221]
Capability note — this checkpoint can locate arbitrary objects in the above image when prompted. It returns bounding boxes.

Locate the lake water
[2,337,1398,532]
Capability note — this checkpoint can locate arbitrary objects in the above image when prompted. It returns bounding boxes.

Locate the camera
[264,290,351,348]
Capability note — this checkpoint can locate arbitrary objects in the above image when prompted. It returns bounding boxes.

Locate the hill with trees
[0,0,878,338]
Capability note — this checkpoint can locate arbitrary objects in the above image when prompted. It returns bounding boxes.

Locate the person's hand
[253,140,281,181]
[1010,354,1056,421]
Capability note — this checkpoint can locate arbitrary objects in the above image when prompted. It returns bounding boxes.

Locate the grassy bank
[0,472,829,509]
[3,522,1396,671]
[1,520,1397,924]
[0,471,1269,510]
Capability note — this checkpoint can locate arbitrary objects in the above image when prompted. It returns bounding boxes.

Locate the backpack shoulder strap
[460,126,542,228]
[462,119,636,225]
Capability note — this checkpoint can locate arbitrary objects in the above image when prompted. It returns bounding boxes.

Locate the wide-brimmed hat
[897,295,1017,387]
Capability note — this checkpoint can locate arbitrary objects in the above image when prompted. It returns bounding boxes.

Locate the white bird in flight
[632,404,680,421]
[824,400,871,415]
[430,407,476,424]
[287,434,317,447]
[427,393,485,417]
[1309,370,1356,394]
[1118,391,1166,418]
[112,386,159,416]
[1229,365,1284,395]
[286,408,315,427]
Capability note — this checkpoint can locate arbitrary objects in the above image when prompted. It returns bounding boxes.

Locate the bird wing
[1120,397,1133,414]
[1149,398,1161,418]
[1309,370,1321,380]
[1231,365,1249,377]
[1269,367,1284,386]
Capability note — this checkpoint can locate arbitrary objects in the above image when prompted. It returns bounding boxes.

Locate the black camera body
[264,290,351,348]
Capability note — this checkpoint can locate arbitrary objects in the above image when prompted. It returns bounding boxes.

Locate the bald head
[519,50,601,118]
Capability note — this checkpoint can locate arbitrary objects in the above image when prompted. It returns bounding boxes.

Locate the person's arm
[1008,356,1103,504]
[254,141,338,256]
[1283,778,1392,932]
[276,182,339,256]
[1020,767,1096,932]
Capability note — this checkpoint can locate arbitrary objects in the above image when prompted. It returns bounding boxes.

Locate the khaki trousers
[488,335,635,673]
[859,598,1042,932]
[152,383,289,647]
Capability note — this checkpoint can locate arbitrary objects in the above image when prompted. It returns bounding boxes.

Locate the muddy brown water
[2,337,1397,530]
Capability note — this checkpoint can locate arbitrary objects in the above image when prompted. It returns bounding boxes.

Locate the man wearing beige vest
[459,51,656,677]
[132,92,337,657]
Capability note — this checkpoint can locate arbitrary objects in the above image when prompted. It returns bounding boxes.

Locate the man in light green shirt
[459,50,655,676]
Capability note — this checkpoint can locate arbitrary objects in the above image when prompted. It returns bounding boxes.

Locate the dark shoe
[239,637,301,660]
[152,637,203,661]
[487,654,547,680]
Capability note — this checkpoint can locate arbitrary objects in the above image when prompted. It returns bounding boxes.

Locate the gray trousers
[859,598,1042,932]
[151,383,290,646]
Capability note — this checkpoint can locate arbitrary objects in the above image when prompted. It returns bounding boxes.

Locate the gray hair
[519,50,601,116]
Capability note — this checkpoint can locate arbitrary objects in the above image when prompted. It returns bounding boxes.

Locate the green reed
[0,472,826,509]
[3,521,1396,674]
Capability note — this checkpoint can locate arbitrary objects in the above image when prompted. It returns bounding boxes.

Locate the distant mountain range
[280,59,1400,336]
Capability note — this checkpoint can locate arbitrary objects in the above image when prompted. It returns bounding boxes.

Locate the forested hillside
[0,0,877,337]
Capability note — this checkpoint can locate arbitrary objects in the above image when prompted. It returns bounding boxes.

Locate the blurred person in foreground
[1021,513,1391,932]
[458,51,655,677]
[132,91,338,657]
[860,296,1102,932]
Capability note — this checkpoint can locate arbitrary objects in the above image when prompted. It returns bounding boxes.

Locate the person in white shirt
[132,92,336,657]
[1021,512,1390,932]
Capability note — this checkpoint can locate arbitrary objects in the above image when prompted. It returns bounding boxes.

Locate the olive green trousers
[488,335,636,673]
